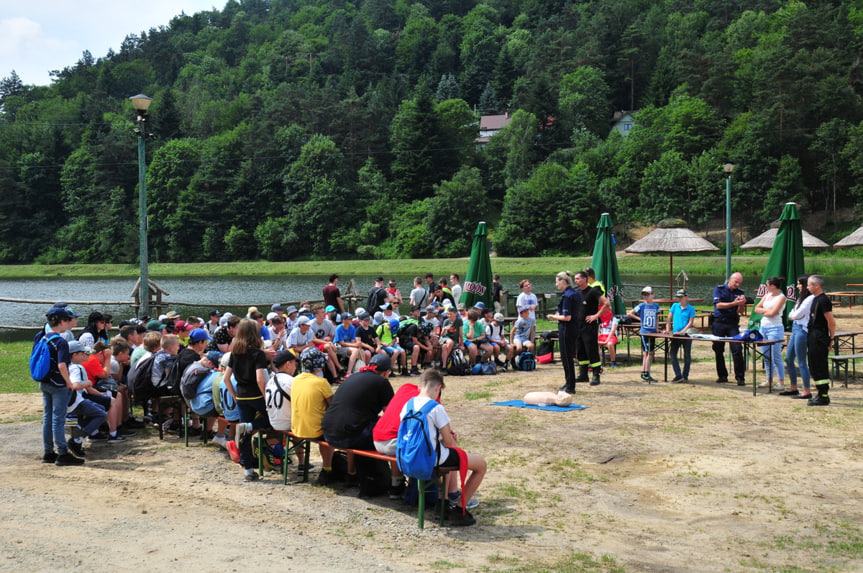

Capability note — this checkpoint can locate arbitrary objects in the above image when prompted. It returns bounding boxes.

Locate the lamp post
[723,163,735,281]
[130,94,153,318]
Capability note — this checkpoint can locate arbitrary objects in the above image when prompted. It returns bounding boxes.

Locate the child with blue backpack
[398,369,486,526]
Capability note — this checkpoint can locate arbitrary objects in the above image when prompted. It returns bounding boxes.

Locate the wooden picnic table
[826,291,863,308]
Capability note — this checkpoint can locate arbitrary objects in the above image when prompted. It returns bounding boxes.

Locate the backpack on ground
[446,349,470,376]
[30,332,59,382]
[536,340,555,363]
[517,351,537,371]
[396,398,440,481]
[127,354,157,402]
[481,361,497,375]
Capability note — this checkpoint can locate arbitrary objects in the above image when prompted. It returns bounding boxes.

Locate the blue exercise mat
[489,400,588,412]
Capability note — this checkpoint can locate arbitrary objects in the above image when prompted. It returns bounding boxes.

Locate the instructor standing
[712,272,747,385]
[805,275,835,406]
[574,270,609,386]
[548,271,581,394]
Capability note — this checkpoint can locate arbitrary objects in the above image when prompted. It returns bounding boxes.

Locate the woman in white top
[754,276,787,390]
[784,275,813,398]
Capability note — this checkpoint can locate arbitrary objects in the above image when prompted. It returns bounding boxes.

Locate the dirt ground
[2,310,863,572]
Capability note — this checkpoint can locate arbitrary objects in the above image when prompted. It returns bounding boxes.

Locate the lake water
[1,272,855,341]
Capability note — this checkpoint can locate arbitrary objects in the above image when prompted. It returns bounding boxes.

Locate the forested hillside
[1,0,862,263]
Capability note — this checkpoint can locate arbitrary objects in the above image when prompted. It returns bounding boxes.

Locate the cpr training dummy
[523,390,573,407]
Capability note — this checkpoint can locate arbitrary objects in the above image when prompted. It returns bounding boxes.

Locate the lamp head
[723,163,735,174]
[129,94,153,112]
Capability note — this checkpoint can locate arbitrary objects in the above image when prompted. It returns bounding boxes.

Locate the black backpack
[154,354,181,396]
[446,349,470,376]
[128,354,157,402]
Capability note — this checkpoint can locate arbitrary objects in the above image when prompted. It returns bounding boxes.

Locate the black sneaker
[446,503,476,526]
[388,481,406,500]
[244,470,259,482]
[118,426,137,436]
[42,451,57,464]
[808,395,830,406]
[315,470,335,486]
[792,393,813,400]
[68,440,86,457]
[88,431,109,441]
[715,378,729,384]
[671,375,684,383]
[107,434,126,444]
[641,373,658,383]
[55,452,85,466]
[736,378,746,386]
[778,389,799,396]
[410,367,420,377]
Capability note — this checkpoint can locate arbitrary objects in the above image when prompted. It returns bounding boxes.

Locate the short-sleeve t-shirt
[516,292,539,320]
[322,284,341,308]
[442,317,463,342]
[410,287,428,308]
[228,349,269,399]
[265,372,293,432]
[712,283,745,321]
[82,355,106,383]
[334,324,357,345]
[357,324,377,347]
[310,319,335,341]
[808,293,833,334]
[290,372,334,438]
[207,326,233,352]
[399,395,452,465]
[462,321,485,341]
[288,326,315,348]
[322,371,394,441]
[633,302,661,334]
[669,303,696,333]
[512,317,535,340]
[373,383,420,442]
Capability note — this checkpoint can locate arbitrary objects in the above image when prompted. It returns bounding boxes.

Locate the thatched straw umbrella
[625,219,719,297]
[834,226,863,248]
[740,227,830,250]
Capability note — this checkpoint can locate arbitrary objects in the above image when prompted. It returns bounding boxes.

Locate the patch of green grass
[491,551,625,573]
[464,390,492,400]
[0,341,38,393]
[430,559,461,570]
[545,459,607,483]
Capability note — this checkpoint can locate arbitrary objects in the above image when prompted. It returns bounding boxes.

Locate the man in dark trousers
[711,272,747,385]
[574,270,609,386]
[805,275,835,406]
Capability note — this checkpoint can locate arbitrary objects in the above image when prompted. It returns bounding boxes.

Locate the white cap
[642,286,653,295]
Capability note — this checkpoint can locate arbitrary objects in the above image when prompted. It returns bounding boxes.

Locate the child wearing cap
[665,289,696,383]
[66,341,108,458]
[487,312,513,369]
[510,306,536,368]
[628,286,661,382]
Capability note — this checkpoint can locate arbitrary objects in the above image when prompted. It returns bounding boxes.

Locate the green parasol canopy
[748,202,805,329]
[590,213,626,314]
[460,221,494,309]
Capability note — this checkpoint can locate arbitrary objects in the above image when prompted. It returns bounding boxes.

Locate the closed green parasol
[590,213,626,314]
[748,202,805,329]
[460,221,494,309]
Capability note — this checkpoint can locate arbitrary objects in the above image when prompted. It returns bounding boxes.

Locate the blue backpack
[396,398,440,480]
[30,332,59,382]
[517,351,536,371]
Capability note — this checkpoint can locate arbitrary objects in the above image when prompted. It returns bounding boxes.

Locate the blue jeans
[670,338,692,379]
[760,325,785,380]
[71,398,108,437]
[41,383,71,455]
[786,323,810,390]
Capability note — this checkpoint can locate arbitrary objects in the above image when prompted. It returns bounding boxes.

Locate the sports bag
[446,348,470,376]
[536,340,555,363]
[396,398,440,480]
[517,351,537,371]
[155,354,181,396]
[481,361,497,375]
[30,332,60,382]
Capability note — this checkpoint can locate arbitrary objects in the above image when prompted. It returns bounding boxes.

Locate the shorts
[598,334,618,347]
[514,336,532,345]
[439,448,460,468]
[374,438,397,456]
[335,345,351,358]
[314,343,327,352]
[381,346,395,356]
[640,335,656,353]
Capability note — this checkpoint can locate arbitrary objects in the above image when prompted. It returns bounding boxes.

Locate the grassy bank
[2,252,863,279]
[0,342,36,393]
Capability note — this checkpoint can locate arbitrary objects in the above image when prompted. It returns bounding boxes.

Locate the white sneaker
[758,381,770,388]
[212,435,227,448]
[234,423,250,447]
[772,383,785,391]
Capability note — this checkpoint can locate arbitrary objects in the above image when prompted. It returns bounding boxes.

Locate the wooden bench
[829,353,863,387]
[288,435,455,528]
